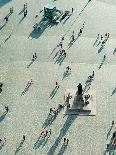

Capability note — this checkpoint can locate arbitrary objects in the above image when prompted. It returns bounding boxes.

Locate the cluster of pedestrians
[93,33,110,52]
[54,48,67,65]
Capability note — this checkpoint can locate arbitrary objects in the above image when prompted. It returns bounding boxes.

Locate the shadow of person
[18,8,25,15]
[111,87,116,96]
[41,135,50,148]
[33,136,45,150]
[98,46,104,53]
[57,144,68,155]
[0,112,7,122]
[98,56,106,69]
[53,50,60,60]
[107,125,113,139]
[47,115,77,155]
[19,16,25,24]
[59,55,66,66]
[14,139,25,155]
[62,71,70,80]
[49,86,59,99]
[0,23,6,31]
[0,87,2,93]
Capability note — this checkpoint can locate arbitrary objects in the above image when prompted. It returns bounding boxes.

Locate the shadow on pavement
[111,87,116,96]
[49,86,59,99]
[28,18,54,39]
[57,144,68,155]
[0,112,7,122]
[14,140,25,155]
[42,113,58,128]
[47,115,77,155]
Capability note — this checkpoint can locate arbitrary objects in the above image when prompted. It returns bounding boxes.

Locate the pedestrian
[112,121,115,126]
[61,36,64,41]
[80,29,82,34]
[10,7,13,14]
[49,129,51,135]
[44,129,48,137]
[5,106,9,113]
[24,10,27,17]
[32,54,35,60]
[50,108,52,113]
[63,51,66,57]
[72,35,75,41]
[101,35,103,40]
[59,42,62,48]
[56,82,59,89]
[103,55,106,59]
[4,16,8,22]
[66,139,69,145]
[23,135,25,141]
[64,138,66,144]
[34,53,37,58]
[27,79,33,86]
[92,71,94,77]
[71,8,74,13]
[24,3,27,10]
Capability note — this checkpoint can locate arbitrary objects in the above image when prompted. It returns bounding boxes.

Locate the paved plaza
[0,0,116,155]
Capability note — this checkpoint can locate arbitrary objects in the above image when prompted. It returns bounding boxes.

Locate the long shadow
[0,112,7,122]
[0,87,2,93]
[33,136,45,149]
[4,34,12,43]
[47,115,77,155]
[107,125,113,139]
[27,58,37,68]
[79,0,91,16]
[62,71,71,80]
[21,84,31,96]
[62,14,72,25]
[49,86,59,99]
[19,16,25,24]
[41,136,50,148]
[98,57,106,69]
[28,18,54,39]
[67,32,80,49]
[0,0,11,7]
[98,45,104,53]
[111,87,116,96]
[14,140,25,155]
[59,55,66,66]
[83,76,93,93]
[64,0,91,36]
[57,144,68,155]
[42,113,58,128]
[18,8,25,15]
[0,23,6,31]
[53,50,60,59]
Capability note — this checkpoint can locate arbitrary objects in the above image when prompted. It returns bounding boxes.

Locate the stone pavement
[0,0,116,155]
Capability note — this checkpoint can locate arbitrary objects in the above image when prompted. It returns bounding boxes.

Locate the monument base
[63,89,96,116]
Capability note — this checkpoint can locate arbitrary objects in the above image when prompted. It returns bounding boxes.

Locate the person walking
[5,106,9,113]
[10,7,13,14]
[71,8,74,13]
[92,71,94,77]
[23,135,25,141]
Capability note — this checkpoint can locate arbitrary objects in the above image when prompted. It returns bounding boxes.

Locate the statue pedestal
[63,89,96,116]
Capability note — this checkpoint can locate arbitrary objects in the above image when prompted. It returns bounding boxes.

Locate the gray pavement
[0,0,116,155]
